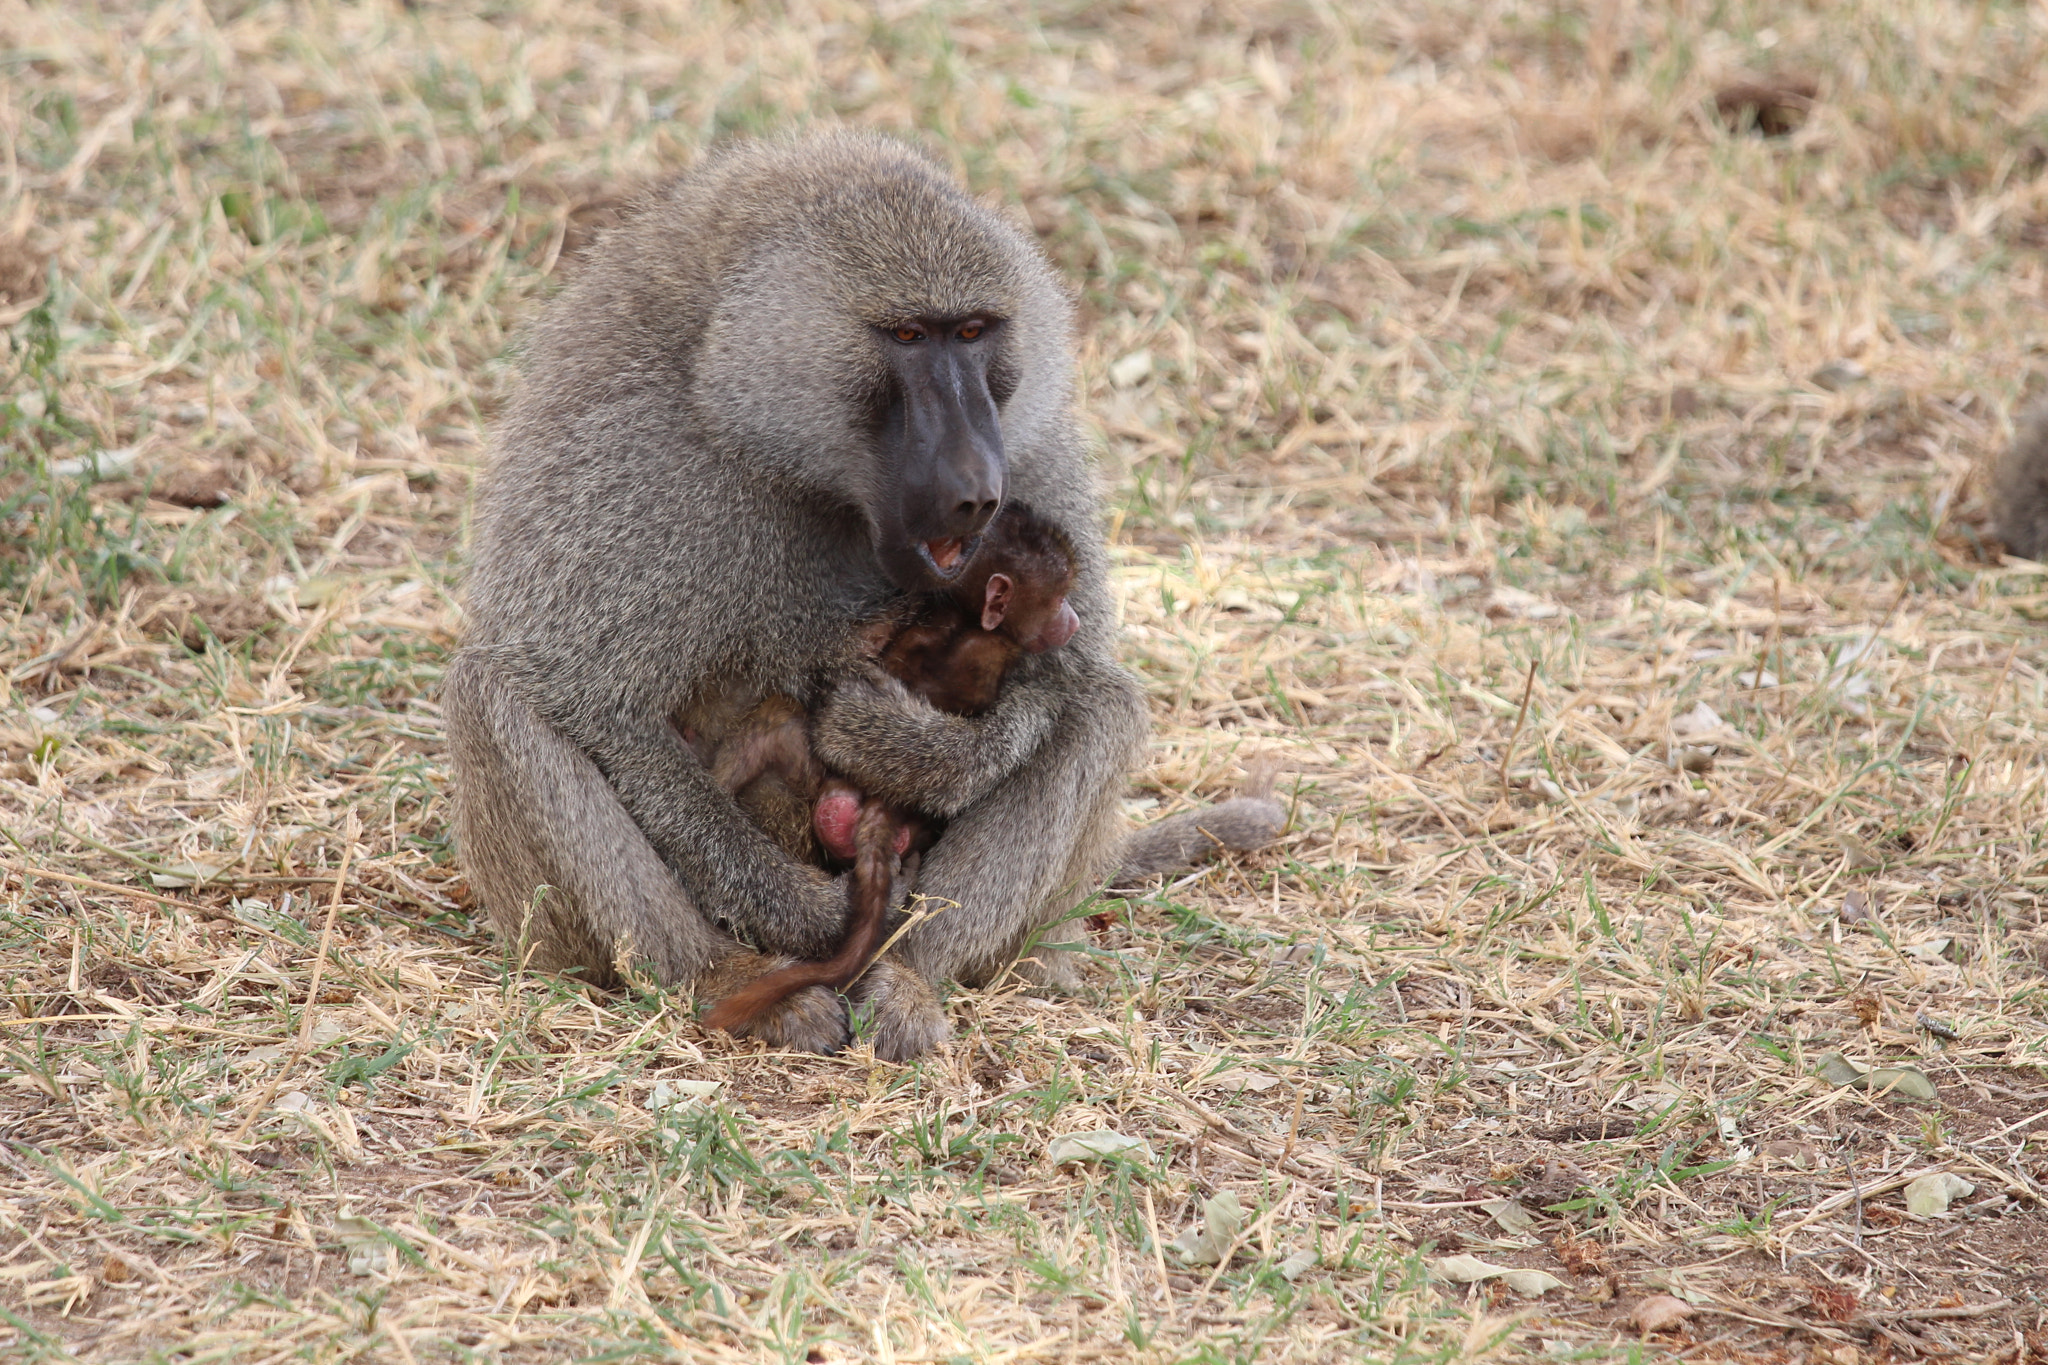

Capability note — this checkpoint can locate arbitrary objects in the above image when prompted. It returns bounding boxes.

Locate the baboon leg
[846,952,950,1062]
[710,700,821,796]
[446,657,715,969]
[446,657,852,1054]
[448,656,850,1052]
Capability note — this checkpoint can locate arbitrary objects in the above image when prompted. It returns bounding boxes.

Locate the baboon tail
[1994,402,2048,562]
[1110,788,1286,884]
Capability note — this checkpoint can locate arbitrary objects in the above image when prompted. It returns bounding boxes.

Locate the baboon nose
[956,499,1000,535]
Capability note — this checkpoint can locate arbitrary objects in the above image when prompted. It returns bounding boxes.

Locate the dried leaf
[1277,1247,1317,1280]
[1633,1293,1696,1335]
[1486,586,1562,620]
[1815,1053,1937,1102]
[49,445,141,481]
[149,859,224,889]
[1715,74,1819,136]
[1169,1191,1244,1265]
[1481,1197,1536,1233]
[1430,1254,1561,1296]
[1760,1139,1819,1170]
[1904,1171,1973,1217]
[1810,358,1866,390]
[1834,833,1883,871]
[1903,937,1953,963]
[1048,1131,1153,1165]
[1431,1253,1508,1284]
[1197,1067,1282,1093]
[646,1078,722,1111]
[1859,1064,1936,1102]
[1501,1268,1564,1296]
[1670,702,1724,739]
[1109,350,1153,387]
[297,575,352,607]
[335,1214,391,1276]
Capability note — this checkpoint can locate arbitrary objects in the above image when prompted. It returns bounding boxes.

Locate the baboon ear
[982,574,1014,631]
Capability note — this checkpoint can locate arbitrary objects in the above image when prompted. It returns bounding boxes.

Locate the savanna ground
[4,1,2048,1360]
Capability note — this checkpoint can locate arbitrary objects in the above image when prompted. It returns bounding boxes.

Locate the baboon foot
[848,956,950,1062]
[696,954,850,1054]
[731,984,850,1053]
[1012,942,1084,994]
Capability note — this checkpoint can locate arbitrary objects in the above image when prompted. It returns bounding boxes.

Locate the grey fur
[1110,796,1288,883]
[1994,402,2048,562]
[447,130,1156,1052]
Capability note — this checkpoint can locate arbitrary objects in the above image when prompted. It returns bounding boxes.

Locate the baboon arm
[508,676,853,960]
[890,660,1149,986]
[444,649,739,987]
[602,726,852,956]
[807,666,1061,819]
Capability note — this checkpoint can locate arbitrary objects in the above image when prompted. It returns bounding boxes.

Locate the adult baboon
[445,130,1276,1061]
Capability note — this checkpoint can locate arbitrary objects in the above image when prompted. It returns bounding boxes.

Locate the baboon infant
[707,502,1077,861]
[697,503,1079,1035]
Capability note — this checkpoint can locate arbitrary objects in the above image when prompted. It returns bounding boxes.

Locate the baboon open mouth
[921,537,969,575]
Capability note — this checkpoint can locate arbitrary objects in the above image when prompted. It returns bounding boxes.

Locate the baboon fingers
[809,669,1056,818]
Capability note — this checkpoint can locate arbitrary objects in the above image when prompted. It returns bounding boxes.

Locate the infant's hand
[854,618,899,658]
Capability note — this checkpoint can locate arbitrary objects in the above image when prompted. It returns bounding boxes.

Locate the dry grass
[5,0,2048,1359]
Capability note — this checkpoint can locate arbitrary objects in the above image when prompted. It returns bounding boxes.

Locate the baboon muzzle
[878,333,1008,588]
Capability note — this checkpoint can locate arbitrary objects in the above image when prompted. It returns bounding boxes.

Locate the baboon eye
[958,320,985,341]
[892,325,926,344]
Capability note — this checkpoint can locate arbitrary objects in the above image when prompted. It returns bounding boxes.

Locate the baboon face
[679,136,1064,598]
[956,503,1079,653]
[867,314,1009,591]
[986,571,1079,654]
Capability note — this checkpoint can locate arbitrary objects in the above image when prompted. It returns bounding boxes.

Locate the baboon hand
[810,669,1053,818]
